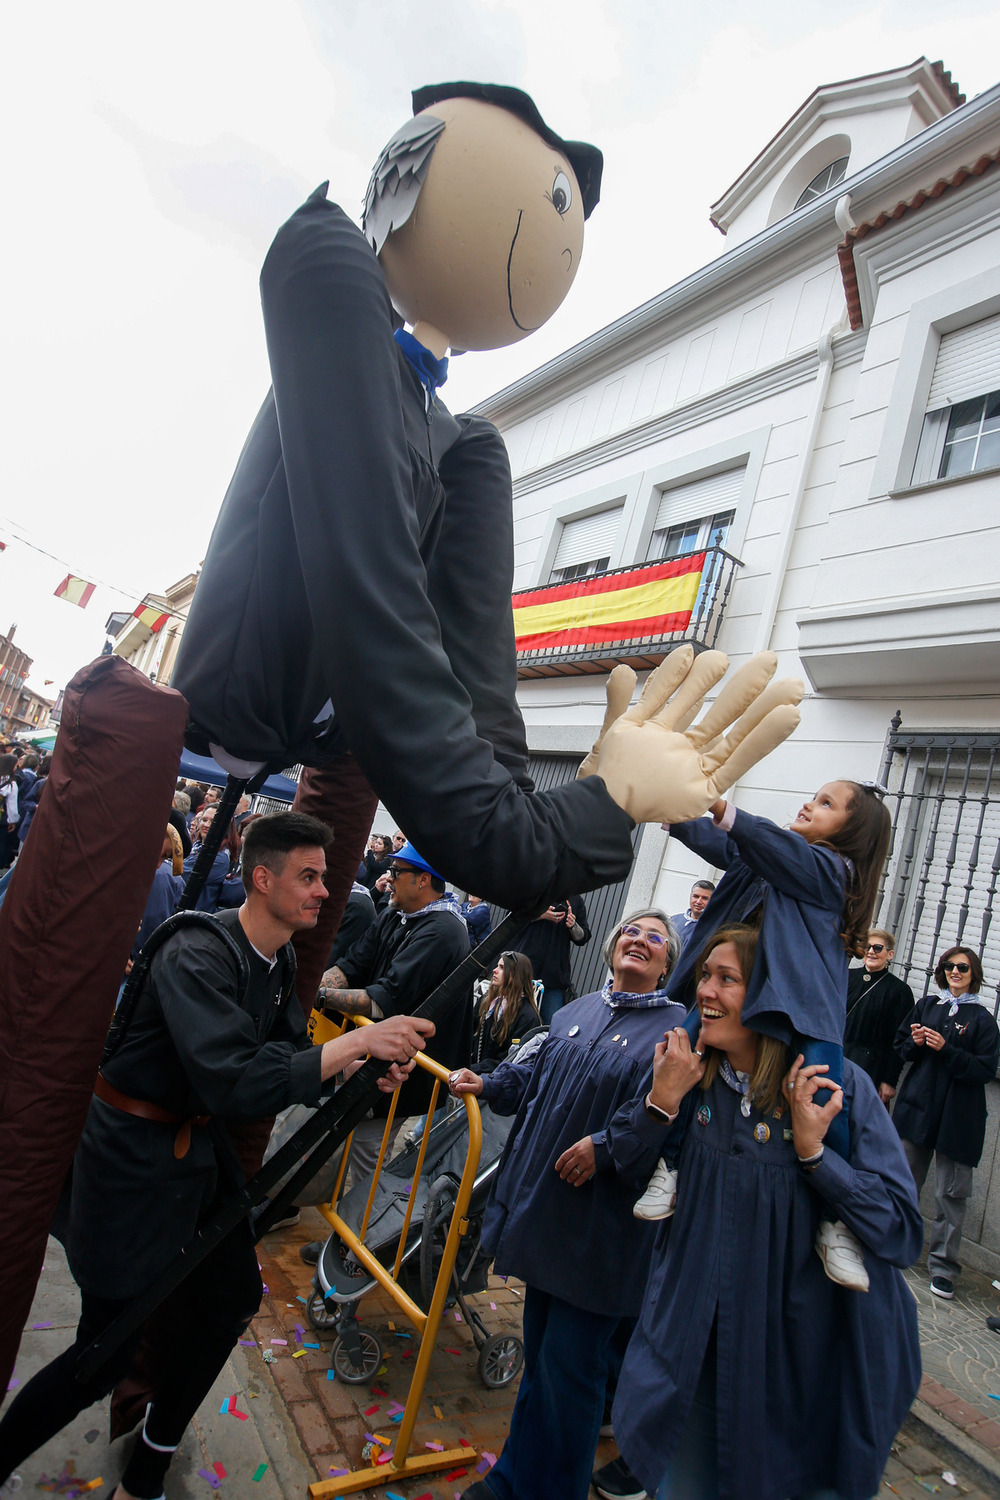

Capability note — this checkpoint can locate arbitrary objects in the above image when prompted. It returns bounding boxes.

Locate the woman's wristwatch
[644,1093,678,1125]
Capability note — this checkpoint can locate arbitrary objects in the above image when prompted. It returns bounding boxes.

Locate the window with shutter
[646,468,743,562]
[912,314,1000,484]
[549,506,623,583]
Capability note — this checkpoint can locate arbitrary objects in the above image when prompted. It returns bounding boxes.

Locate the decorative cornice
[509,335,864,496]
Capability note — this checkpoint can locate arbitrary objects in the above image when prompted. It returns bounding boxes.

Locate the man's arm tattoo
[330,989,374,1018]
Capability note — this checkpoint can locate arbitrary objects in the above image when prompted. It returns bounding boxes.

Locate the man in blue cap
[316,841,472,1182]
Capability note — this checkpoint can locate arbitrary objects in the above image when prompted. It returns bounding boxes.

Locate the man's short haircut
[692,880,716,894]
[242,811,332,895]
[22,753,39,770]
[429,873,446,894]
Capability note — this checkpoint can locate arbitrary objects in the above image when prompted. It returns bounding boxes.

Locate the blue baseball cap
[392,842,443,881]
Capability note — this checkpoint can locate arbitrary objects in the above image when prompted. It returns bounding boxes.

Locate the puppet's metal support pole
[176,773,247,912]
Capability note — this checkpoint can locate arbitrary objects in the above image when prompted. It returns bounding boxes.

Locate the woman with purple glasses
[892,944,999,1299]
[448,908,685,1500]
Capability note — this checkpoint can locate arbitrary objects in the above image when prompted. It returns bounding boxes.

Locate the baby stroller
[305,1092,524,1390]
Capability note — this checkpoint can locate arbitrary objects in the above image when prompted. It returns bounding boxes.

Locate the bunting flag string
[54,574,97,610]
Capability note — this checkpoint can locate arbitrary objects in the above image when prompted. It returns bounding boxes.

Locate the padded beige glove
[578,645,803,825]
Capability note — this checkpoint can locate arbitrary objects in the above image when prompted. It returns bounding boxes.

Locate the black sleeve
[152,937,323,1118]
[881,981,916,1087]
[336,911,383,988]
[892,997,923,1070]
[938,1008,1000,1084]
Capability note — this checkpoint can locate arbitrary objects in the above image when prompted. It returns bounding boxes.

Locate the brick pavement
[252,1213,1000,1499]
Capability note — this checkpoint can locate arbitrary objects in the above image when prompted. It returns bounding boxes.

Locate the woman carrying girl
[611,924,921,1500]
[634,781,891,1292]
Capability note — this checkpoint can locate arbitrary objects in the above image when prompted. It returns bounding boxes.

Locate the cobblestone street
[7,1217,1000,1499]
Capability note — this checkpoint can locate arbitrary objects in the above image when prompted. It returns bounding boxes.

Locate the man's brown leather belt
[94,1073,210,1159]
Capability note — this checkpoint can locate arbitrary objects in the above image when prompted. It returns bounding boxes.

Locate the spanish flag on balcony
[53,574,96,609]
[512,553,706,654]
[132,604,172,633]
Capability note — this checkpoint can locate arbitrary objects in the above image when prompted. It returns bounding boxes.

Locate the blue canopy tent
[178,749,298,803]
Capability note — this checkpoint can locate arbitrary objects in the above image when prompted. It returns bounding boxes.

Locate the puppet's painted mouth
[506,210,547,333]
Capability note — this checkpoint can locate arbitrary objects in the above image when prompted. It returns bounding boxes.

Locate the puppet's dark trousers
[0,1223,260,1497]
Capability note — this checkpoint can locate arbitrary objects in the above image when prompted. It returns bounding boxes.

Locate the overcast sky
[2,0,999,696]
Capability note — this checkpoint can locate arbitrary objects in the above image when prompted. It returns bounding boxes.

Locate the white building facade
[476,59,1000,1269]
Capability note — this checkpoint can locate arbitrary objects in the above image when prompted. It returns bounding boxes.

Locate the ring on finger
[694,1049,704,1058]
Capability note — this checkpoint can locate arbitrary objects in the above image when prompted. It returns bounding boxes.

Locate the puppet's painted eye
[551,172,573,215]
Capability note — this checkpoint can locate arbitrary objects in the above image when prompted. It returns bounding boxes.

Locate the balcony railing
[513,542,743,680]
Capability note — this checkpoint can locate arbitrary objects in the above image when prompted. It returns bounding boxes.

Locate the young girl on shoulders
[635,779,891,1289]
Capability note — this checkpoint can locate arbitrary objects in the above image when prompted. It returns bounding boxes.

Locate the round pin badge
[697,1104,711,1126]
[754,1122,770,1144]
[568,1024,580,1037]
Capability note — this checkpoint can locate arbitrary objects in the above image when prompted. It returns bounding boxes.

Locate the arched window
[794,156,849,210]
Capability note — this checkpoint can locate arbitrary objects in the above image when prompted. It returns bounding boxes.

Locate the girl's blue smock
[667,809,850,1046]
[479,989,686,1318]
[613,1062,922,1500]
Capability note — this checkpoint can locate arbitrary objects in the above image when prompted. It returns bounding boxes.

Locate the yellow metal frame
[304,1010,482,1497]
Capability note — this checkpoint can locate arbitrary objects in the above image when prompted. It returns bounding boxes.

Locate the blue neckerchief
[399,892,467,928]
[394,328,449,395]
[935,987,983,1017]
[601,978,674,1010]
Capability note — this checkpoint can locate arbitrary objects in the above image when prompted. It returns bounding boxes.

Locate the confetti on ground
[394,1331,411,1339]
[477,1452,497,1473]
[293,1349,305,1357]
[386,1402,404,1414]
[261,1284,269,1293]
[454,1311,462,1322]
[372,1384,388,1396]
[990,1394,1000,1402]
[444,1347,462,1355]
[262,1349,276,1364]
[303,1341,320,1349]
[239,1338,256,1346]
[390,1412,404,1422]
[5,1377,17,1391]
[386,1491,406,1499]
[213,1461,227,1478]
[270,1338,287,1345]
[942,1474,957,1487]
[425,1441,444,1452]
[376,1453,393,1466]
[327,1370,337,1381]
[295,1323,305,1339]
[196,1467,222,1490]
[297,1295,307,1303]
[489,1301,496,1310]
[32,1321,54,1329]
[328,1469,349,1478]
[402,1350,413,1360]
[459,1439,472,1448]
[387,1320,395,1331]
[252,1463,268,1481]
[433,1405,443,1420]
[365,1403,379,1414]
[444,1468,467,1481]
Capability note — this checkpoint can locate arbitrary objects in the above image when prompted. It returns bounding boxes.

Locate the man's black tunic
[68,910,320,1299]
[172,187,635,912]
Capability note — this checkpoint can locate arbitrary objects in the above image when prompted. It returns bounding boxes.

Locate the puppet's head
[363,82,602,355]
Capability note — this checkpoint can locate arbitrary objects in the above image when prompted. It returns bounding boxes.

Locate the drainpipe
[750,314,840,655]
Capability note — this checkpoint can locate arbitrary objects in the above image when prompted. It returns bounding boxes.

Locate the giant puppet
[173,81,803,1007]
[0,81,804,1402]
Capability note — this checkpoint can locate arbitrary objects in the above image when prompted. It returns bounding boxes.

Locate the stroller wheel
[306,1289,340,1332]
[331,1325,384,1384]
[477,1332,524,1389]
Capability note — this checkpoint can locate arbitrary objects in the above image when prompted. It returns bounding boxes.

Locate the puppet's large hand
[579,645,803,825]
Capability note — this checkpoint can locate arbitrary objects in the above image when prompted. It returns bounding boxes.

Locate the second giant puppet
[174,82,802,1006]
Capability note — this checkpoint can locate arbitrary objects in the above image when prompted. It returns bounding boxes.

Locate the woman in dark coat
[892,944,999,1300]
[612,924,922,1500]
[844,927,914,1101]
[451,909,685,1500]
[472,950,539,1070]
[360,833,394,889]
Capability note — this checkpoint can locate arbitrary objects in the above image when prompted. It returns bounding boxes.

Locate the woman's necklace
[719,1057,753,1117]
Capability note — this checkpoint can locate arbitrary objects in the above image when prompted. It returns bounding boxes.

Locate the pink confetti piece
[425,1441,444,1452]
[489,1301,497,1310]
[261,1284,269,1294]
[376,1452,393,1465]
[270,1338,287,1346]
[454,1311,462,1322]
[6,1378,17,1391]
